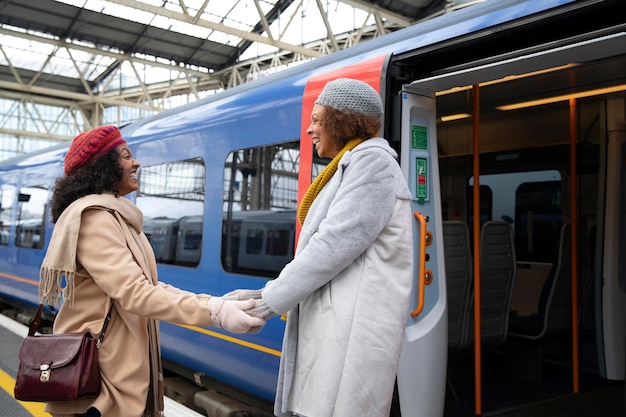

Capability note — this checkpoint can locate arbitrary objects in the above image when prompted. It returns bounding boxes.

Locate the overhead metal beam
[0,26,210,78]
[0,127,72,142]
[340,0,414,27]
[0,80,159,111]
[108,0,324,59]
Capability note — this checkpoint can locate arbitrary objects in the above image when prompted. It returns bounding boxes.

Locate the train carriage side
[0,146,65,313]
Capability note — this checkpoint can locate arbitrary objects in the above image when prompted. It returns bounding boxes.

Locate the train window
[470,170,562,262]
[515,179,563,262]
[136,158,205,267]
[466,185,493,226]
[245,229,264,254]
[222,141,300,278]
[0,185,15,245]
[15,185,48,249]
[267,229,290,256]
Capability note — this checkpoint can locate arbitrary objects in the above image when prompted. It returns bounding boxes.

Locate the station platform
[0,313,204,417]
[4,310,621,417]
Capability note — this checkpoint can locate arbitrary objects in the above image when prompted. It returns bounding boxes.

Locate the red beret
[64,125,126,175]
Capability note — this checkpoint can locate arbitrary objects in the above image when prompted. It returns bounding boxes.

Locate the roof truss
[0,0,459,157]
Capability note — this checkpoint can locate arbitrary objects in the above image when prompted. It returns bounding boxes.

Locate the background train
[1,0,625,415]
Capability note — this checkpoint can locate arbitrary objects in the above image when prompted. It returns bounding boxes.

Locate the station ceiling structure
[0,0,481,159]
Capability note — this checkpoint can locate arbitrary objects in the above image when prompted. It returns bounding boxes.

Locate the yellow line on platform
[0,368,50,416]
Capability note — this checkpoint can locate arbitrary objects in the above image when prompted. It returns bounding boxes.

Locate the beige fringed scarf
[39,193,143,307]
[298,138,363,225]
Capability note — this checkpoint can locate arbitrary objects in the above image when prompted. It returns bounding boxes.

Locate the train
[1,0,625,415]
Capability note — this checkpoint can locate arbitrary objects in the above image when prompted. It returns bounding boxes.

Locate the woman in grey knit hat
[226,78,415,417]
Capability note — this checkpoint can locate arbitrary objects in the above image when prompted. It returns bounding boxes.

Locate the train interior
[397,29,626,416]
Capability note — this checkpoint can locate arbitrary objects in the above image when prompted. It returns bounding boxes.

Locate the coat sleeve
[77,208,213,326]
[263,147,402,314]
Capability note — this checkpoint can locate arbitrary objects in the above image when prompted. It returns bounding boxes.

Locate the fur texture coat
[263,138,414,417]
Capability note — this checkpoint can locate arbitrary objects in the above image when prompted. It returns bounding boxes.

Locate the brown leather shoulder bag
[14,302,112,402]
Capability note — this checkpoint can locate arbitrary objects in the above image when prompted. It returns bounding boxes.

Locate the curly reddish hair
[50,150,124,223]
[320,106,381,150]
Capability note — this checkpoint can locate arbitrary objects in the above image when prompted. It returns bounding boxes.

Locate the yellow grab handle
[410,211,431,318]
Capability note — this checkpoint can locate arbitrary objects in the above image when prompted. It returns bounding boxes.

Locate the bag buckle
[39,364,50,382]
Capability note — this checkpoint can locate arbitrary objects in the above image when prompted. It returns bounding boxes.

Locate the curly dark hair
[50,150,124,223]
[321,107,381,150]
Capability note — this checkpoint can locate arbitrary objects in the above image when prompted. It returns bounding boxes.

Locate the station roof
[0,0,482,157]
[0,0,456,95]
[2,0,448,69]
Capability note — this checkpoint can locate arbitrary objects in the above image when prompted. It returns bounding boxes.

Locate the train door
[396,90,447,417]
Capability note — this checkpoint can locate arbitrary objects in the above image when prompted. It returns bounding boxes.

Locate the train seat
[506,223,581,382]
[442,221,473,354]
[472,221,517,348]
[444,220,516,352]
[508,223,572,340]
[445,221,516,407]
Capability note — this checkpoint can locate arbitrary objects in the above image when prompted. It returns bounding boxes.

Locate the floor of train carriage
[444,337,624,417]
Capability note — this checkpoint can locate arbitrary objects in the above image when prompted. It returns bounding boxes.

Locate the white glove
[222,289,263,301]
[208,297,266,334]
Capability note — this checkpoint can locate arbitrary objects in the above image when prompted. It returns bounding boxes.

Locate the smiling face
[307,104,340,159]
[115,143,140,195]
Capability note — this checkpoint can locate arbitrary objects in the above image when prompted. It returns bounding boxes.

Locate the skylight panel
[0,33,55,72]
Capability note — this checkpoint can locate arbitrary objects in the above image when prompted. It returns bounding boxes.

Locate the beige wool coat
[41,194,214,417]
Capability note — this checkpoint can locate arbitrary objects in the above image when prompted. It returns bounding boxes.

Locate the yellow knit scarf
[297,138,364,225]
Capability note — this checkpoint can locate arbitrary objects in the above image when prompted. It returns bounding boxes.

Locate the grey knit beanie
[315,78,383,118]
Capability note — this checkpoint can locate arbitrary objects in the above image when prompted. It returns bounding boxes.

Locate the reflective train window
[15,185,48,249]
[136,158,205,267]
[515,177,563,262]
[0,185,15,245]
[222,141,300,278]
[470,170,562,262]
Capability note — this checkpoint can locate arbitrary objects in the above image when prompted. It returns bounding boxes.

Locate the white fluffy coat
[263,138,414,417]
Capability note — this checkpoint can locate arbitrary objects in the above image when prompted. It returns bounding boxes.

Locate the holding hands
[222,289,263,301]
[223,288,276,321]
[208,297,266,334]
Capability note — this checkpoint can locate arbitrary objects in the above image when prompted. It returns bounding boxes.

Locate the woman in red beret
[39,125,266,417]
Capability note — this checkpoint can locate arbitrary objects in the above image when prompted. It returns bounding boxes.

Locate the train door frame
[601,97,626,380]
[396,88,447,417]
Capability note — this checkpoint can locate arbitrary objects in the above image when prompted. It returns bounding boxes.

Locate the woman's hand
[208,297,266,334]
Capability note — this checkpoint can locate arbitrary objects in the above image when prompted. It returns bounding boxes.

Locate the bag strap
[96,300,114,348]
[28,300,114,348]
[28,304,43,337]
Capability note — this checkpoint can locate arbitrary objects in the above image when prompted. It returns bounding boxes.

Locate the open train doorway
[389,20,626,416]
